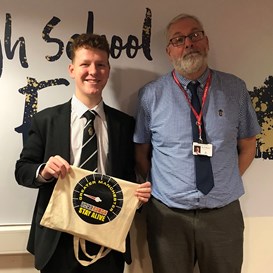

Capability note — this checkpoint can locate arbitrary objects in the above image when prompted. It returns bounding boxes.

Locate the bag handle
[73,236,111,266]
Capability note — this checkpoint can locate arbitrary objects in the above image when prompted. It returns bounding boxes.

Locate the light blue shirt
[133,68,261,209]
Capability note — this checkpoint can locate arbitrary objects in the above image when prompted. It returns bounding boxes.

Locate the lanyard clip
[196,122,203,143]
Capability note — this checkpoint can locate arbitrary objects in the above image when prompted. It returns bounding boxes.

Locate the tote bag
[40,166,140,265]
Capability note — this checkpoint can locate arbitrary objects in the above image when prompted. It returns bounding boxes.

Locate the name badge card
[192,142,213,157]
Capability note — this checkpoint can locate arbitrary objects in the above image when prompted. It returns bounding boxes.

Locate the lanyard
[172,70,212,142]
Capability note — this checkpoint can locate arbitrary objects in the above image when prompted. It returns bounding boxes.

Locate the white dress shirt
[70,95,109,174]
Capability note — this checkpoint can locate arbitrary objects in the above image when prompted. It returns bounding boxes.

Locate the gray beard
[173,52,207,75]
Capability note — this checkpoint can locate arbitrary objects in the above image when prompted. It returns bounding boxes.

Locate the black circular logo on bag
[73,173,123,225]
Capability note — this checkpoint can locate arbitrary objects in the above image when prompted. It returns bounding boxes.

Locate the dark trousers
[41,233,124,273]
[146,197,244,273]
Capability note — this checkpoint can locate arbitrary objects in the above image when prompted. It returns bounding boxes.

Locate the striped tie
[79,110,98,172]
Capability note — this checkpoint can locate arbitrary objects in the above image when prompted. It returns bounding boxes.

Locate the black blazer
[15,100,136,270]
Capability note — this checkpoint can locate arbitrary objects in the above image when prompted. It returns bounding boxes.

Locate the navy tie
[188,81,214,195]
[79,110,98,172]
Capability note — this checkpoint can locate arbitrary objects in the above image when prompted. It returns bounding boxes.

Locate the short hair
[70,33,110,62]
[165,14,204,41]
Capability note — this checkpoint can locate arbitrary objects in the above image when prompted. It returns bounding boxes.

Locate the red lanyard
[172,70,212,142]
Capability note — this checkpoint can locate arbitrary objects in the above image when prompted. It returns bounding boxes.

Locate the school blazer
[15,100,136,270]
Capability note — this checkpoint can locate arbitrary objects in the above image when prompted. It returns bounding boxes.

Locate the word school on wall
[0,8,152,78]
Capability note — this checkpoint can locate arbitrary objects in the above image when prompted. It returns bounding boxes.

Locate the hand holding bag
[40,166,140,266]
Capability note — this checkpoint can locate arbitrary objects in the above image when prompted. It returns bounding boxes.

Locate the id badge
[192,142,213,157]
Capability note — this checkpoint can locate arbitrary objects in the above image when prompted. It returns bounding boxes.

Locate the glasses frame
[168,31,205,47]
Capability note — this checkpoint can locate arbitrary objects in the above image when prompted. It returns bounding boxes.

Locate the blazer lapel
[54,101,71,163]
[104,104,121,176]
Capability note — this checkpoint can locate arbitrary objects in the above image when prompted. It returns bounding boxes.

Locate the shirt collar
[174,67,210,91]
[71,95,106,120]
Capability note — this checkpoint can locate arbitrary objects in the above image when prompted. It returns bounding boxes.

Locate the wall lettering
[0,8,152,143]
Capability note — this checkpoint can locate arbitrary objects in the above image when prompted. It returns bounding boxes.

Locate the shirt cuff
[36,164,55,183]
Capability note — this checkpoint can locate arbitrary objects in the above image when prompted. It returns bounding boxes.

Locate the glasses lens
[190,31,204,42]
[169,31,204,47]
[170,36,185,46]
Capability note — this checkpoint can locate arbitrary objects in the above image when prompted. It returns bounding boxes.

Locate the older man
[134,14,260,273]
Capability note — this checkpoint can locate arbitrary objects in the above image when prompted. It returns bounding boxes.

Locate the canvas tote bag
[40,166,140,266]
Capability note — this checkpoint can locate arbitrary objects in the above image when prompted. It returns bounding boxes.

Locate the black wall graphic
[250,76,273,160]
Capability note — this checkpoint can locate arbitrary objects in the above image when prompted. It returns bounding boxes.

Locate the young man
[15,33,151,273]
[134,14,260,273]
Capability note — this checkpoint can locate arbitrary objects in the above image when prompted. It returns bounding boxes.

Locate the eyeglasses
[168,31,205,47]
